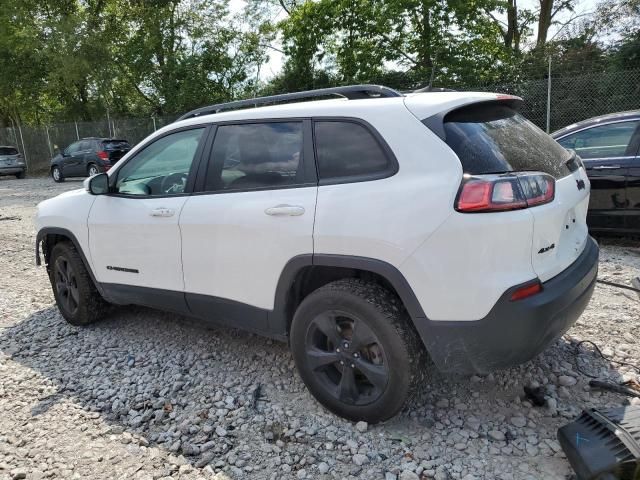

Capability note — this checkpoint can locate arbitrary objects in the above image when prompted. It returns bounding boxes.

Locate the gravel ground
[1,176,639,480]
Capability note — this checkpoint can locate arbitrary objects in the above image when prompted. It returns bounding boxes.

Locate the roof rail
[177,84,402,121]
[413,86,457,93]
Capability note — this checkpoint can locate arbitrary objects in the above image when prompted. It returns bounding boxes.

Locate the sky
[229,0,601,80]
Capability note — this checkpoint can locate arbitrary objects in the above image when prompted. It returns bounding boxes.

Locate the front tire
[16,170,25,179]
[290,279,423,423]
[49,242,108,326]
[52,166,64,183]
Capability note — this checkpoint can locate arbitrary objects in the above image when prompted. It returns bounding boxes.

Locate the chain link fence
[2,67,640,175]
[0,116,178,174]
[468,68,640,133]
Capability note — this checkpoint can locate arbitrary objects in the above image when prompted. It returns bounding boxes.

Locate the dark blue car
[51,137,131,182]
[552,110,640,235]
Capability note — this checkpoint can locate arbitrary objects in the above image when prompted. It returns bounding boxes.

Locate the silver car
[0,146,26,179]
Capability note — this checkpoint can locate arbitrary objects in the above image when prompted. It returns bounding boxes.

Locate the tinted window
[204,122,303,191]
[103,140,131,150]
[314,121,391,180]
[66,142,82,154]
[442,103,571,179]
[557,121,640,159]
[79,140,91,150]
[0,147,18,155]
[116,128,204,196]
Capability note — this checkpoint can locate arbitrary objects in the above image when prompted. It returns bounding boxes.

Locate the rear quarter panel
[313,103,460,267]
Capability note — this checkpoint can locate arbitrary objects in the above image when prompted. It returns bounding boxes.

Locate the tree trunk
[506,0,521,52]
[416,0,433,74]
[537,0,554,48]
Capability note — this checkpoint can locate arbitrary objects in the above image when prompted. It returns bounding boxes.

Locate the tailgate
[417,97,593,284]
[530,167,591,281]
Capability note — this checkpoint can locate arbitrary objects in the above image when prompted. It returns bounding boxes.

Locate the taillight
[97,151,108,160]
[510,280,542,301]
[456,173,555,213]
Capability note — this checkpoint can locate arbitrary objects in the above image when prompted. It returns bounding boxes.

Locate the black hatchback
[51,137,131,182]
[552,110,640,235]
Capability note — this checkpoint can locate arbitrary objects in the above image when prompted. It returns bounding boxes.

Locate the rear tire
[87,164,99,177]
[52,166,64,183]
[15,170,25,179]
[49,242,109,326]
[290,279,423,422]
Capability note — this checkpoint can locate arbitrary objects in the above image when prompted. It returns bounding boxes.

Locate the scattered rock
[511,416,527,428]
[353,454,369,466]
[399,470,420,480]
[558,375,577,387]
[355,421,368,433]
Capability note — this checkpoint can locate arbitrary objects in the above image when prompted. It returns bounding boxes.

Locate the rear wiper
[564,150,581,172]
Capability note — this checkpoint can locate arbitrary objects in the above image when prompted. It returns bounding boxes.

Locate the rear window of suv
[0,147,19,155]
[102,140,130,150]
[441,102,571,179]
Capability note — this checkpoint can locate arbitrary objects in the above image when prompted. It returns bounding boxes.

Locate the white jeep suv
[35,85,599,422]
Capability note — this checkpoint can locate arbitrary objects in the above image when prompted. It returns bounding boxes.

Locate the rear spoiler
[422,96,524,141]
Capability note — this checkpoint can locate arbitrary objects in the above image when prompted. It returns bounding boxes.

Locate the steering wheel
[160,172,187,194]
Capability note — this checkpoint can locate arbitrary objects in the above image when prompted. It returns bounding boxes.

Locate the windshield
[442,103,572,179]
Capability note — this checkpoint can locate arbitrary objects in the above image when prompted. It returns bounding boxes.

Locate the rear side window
[314,121,393,181]
[0,147,18,155]
[204,122,303,192]
[103,140,131,150]
[557,120,640,159]
[441,103,571,179]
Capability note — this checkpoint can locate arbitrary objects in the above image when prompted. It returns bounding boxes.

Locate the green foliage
[0,0,268,124]
[1,0,639,125]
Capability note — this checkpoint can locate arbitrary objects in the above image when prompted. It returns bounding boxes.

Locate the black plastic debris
[558,406,640,480]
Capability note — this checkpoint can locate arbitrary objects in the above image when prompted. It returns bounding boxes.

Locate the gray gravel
[1,176,639,480]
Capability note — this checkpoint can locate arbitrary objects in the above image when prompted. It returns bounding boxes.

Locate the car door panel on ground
[88,127,208,294]
[179,120,316,331]
[556,119,640,232]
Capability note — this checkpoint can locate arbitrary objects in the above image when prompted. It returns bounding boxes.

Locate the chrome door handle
[265,204,305,216]
[149,208,175,217]
[591,165,621,170]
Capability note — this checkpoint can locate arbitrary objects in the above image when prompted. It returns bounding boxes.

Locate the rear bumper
[416,236,599,374]
[0,167,25,175]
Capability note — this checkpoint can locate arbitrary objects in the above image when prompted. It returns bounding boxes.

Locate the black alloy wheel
[53,255,80,316]
[305,309,389,406]
[290,279,422,422]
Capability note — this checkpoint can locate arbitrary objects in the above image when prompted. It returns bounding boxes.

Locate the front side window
[204,122,303,191]
[557,120,640,159]
[115,128,204,196]
[66,142,81,155]
[314,121,391,181]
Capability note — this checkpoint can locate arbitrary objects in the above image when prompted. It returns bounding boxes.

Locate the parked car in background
[552,110,640,234]
[51,137,131,182]
[0,146,26,179]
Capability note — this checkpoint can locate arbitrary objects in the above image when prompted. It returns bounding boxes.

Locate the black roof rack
[413,86,457,93]
[177,84,402,121]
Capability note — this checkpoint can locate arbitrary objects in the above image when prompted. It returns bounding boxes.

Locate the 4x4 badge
[538,243,555,254]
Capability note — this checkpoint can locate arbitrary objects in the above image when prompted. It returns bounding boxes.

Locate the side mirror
[84,173,109,195]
